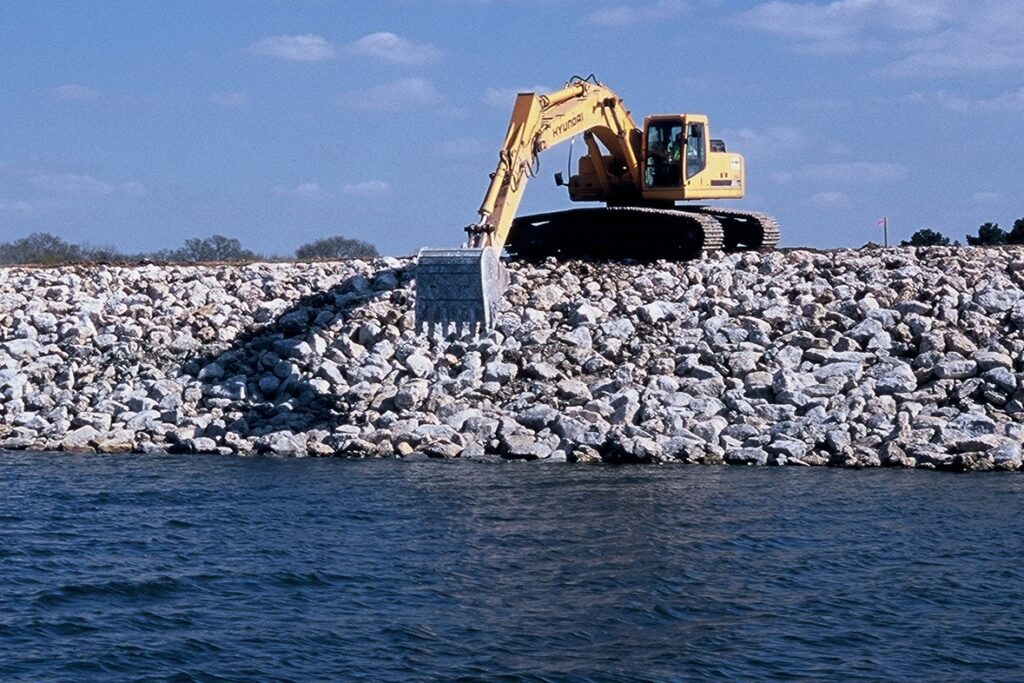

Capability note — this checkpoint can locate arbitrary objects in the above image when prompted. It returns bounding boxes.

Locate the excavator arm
[470,79,642,252]
[416,77,642,334]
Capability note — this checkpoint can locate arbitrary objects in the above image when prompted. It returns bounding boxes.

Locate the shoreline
[1,246,1022,470]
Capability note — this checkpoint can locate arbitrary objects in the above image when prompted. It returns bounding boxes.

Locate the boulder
[725,447,768,466]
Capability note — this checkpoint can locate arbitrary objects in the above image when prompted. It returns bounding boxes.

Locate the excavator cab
[641,115,741,201]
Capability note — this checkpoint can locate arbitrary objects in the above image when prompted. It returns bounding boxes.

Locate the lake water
[2,452,1023,681]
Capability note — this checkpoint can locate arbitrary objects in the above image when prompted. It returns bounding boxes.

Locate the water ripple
[1,453,1023,680]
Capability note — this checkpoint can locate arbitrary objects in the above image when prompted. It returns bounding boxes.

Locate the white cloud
[738,1,1024,76]
[210,92,248,106]
[914,87,1024,113]
[717,126,811,157]
[0,200,32,214]
[437,105,470,120]
[436,137,493,157]
[804,190,851,207]
[120,181,148,196]
[347,32,441,66]
[343,78,442,111]
[583,0,687,26]
[824,141,851,157]
[29,173,145,197]
[792,97,853,111]
[273,182,324,198]
[803,161,909,183]
[342,180,392,198]
[31,173,115,196]
[251,32,443,66]
[737,0,950,48]
[972,191,1002,202]
[482,85,552,108]
[50,84,100,101]
[251,34,337,62]
[771,161,908,185]
[878,2,1024,77]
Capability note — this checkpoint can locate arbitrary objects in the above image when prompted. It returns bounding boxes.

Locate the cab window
[686,123,707,178]
[644,121,683,188]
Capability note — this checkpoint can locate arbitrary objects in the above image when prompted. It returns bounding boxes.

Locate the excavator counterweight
[414,75,779,334]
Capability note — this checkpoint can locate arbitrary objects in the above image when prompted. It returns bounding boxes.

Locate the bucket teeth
[415,303,485,338]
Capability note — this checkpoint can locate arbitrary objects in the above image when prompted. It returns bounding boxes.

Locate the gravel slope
[1,246,1022,469]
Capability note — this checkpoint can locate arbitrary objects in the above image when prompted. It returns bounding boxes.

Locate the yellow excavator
[415,75,779,334]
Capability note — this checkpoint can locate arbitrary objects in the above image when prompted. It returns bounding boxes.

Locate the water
[2,453,1023,681]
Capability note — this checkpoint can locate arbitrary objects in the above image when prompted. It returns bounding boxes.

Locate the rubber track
[507,206,723,261]
[607,206,725,252]
[684,206,781,252]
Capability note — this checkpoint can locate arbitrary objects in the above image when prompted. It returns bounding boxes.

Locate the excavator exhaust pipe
[415,246,509,336]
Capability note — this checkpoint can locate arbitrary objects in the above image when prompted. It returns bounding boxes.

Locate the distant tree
[160,234,259,262]
[966,222,1008,246]
[295,235,379,260]
[0,232,88,265]
[901,228,951,247]
[1007,217,1024,245]
[83,244,129,262]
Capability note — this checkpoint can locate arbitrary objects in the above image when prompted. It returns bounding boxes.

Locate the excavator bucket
[415,246,509,336]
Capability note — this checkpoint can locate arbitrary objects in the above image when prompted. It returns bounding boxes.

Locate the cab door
[683,118,708,190]
[641,116,685,200]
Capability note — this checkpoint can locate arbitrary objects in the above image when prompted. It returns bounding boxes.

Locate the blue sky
[1,0,1022,256]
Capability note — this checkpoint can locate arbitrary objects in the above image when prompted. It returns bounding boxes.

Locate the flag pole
[883,217,888,247]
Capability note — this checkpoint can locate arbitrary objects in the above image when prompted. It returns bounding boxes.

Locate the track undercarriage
[506,206,778,260]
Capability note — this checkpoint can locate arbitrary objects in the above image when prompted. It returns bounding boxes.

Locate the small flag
[876,216,887,226]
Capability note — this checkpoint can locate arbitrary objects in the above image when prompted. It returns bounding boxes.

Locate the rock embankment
[1,246,1023,469]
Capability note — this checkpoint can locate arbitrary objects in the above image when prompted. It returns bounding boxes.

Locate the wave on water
[2,453,1024,681]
